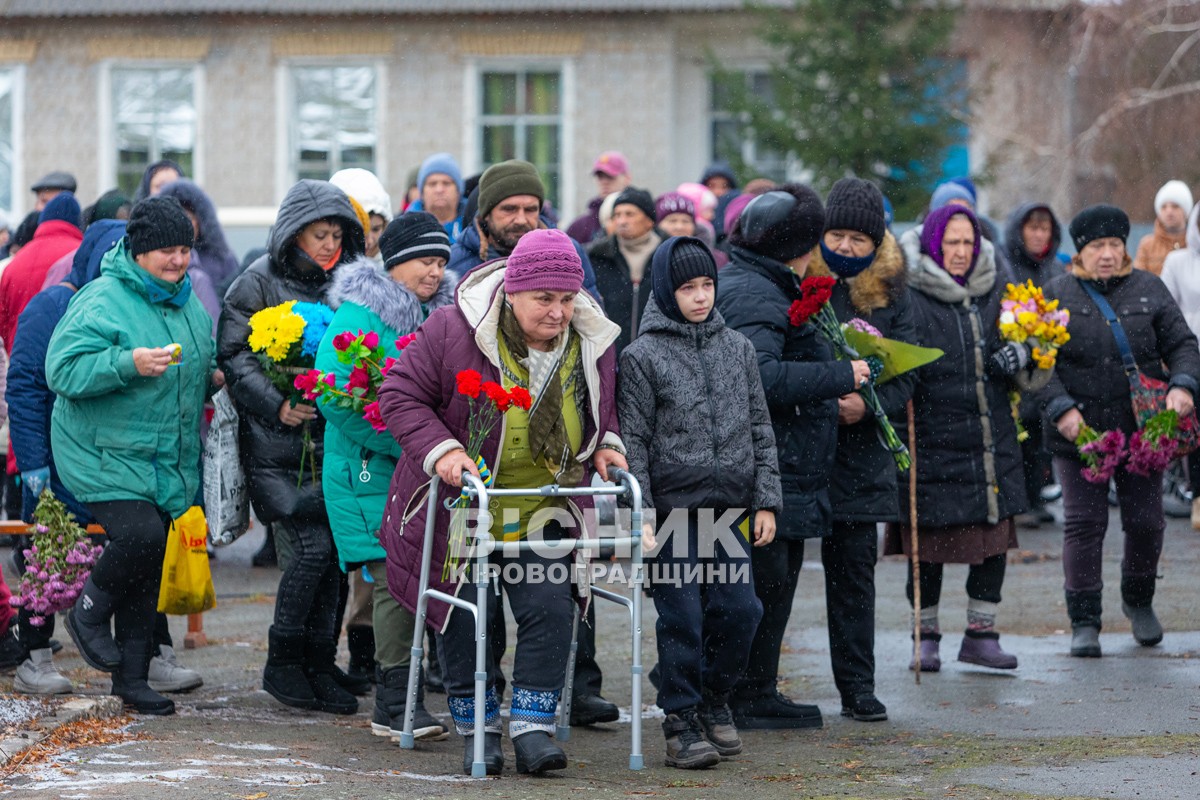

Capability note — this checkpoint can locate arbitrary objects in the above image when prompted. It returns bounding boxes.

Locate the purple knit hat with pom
[920,204,982,285]
[503,229,584,293]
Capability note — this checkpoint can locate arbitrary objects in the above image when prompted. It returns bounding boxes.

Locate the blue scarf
[819,241,876,278]
[142,271,193,308]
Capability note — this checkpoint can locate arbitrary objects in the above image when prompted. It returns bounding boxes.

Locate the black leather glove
[990,342,1029,377]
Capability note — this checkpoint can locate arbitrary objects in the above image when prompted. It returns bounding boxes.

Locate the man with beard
[448,160,599,300]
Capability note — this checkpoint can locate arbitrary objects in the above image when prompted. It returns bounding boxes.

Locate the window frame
[0,64,25,218]
[98,60,205,197]
[465,59,574,218]
[276,59,386,202]
[708,66,797,184]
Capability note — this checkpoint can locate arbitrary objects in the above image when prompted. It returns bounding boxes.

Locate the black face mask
[820,240,875,278]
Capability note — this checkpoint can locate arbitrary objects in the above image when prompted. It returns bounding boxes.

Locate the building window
[479,68,561,209]
[111,67,197,197]
[710,71,788,183]
[289,65,377,182]
[0,67,19,214]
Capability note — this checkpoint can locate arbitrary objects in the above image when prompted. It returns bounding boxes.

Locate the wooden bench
[0,520,208,648]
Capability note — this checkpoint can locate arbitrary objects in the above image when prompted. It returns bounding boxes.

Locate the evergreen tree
[714,0,960,218]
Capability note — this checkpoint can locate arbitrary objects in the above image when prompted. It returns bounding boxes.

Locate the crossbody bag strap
[1078,278,1140,380]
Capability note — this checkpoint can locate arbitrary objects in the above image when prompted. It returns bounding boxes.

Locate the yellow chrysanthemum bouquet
[999,280,1071,440]
[247,300,334,484]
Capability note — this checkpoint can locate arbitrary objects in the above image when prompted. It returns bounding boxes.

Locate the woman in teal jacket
[317,211,455,740]
[48,197,215,715]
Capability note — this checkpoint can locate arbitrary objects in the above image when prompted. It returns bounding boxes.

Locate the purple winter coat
[377,258,625,630]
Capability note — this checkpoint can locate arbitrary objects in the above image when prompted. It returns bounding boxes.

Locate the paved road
[1,503,1198,799]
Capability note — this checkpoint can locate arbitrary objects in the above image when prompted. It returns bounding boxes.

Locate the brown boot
[662,709,721,769]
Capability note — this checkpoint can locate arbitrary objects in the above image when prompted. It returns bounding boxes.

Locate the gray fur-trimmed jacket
[617,296,782,519]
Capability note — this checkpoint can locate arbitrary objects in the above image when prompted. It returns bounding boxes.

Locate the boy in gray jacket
[618,236,782,769]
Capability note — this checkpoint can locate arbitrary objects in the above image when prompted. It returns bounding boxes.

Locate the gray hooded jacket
[617,296,782,517]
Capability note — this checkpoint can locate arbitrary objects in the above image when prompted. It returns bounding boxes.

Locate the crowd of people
[0,149,1197,777]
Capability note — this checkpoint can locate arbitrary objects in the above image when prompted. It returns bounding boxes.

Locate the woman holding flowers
[314,211,455,741]
[804,178,917,722]
[377,228,626,776]
[48,197,215,715]
[892,204,1028,672]
[218,179,364,714]
[1042,205,1200,657]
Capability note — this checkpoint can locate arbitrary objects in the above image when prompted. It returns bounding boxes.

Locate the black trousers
[272,515,341,640]
[733,537,805,698]
[87,500,172,642]
[821,521,878,701]
[1020,421,1054,507]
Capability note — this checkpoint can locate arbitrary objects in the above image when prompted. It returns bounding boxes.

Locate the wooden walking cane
[907,399,921,684]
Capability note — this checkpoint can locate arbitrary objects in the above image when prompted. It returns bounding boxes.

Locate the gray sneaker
[14,648,72,695]
[148,645,203,693]
[697,695,743,757]
[662,709,721,769]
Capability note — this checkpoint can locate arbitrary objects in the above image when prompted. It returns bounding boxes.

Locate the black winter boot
[304,635,358,715]
[263,627,320,710]
[1120,576,1163,646]
[346,625,376,685]
[65,576,121,671]
[371,665,448,741]
[1065,590,1103,657]
[111,639,175,715]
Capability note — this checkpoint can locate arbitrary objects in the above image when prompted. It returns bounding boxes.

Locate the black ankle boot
[305,636,358,715]
[513,730,567,774]
[373,665,448,741]
[461,732,503,776]
[65,577,121,671]
[1065,590,1103,657]
[1120,576,1163,646]
[111,639,174,715]
[263,627,320,710]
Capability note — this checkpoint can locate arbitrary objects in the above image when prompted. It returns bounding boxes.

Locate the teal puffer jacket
[47,238,215,519]
[318,257,455,568]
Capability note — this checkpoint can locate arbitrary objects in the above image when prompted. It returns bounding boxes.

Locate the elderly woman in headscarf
[378,228,625,777]
[890,203,1029,673]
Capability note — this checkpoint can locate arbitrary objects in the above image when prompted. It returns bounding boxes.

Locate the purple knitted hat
[656,192,695,223]
[920,204,981,284]
[503,229,584,294]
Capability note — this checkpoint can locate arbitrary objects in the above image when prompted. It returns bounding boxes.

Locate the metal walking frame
[399,467,645,777]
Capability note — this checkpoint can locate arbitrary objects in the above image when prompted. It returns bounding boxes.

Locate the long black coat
[587,232,660,357]
[217,180,365,523]
[716,246,855,540]
[1041,263,1200,459]
[896,229,1027,527]
[807,233,916,523]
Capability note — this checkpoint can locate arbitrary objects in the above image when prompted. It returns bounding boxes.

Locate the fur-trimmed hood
[327,256,457,334]
[807,231,907,314]
[900,224,998,304]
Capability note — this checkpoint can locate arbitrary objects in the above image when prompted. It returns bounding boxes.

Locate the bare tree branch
[1073,78,1200,161]
[1150,27,1200,89]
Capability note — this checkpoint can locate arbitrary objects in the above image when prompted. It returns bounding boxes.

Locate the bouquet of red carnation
[1075,424,1126,484]
[444,370,533,580]
[788,276,942,470]
[296,329,417,434]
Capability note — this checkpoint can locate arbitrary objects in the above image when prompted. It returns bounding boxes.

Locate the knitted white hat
[1155,180,1193,216]
[330,168,393,223]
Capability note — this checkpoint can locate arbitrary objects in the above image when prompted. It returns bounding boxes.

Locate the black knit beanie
[380,211,451,269]
[476,160,545,220]
[613,187,656,223]
[651,236,718,325]
[728,184,825,263]
[1069,204,1130,251]
[824,178,886,247]
[126,196,194,257]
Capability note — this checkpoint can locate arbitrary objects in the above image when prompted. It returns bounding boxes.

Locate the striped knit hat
[380,211,450,269]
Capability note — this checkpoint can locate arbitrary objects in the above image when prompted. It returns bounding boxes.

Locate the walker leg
[557,608,581,742]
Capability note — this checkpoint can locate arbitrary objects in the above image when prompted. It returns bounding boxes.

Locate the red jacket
[0,219,82,476]
[0,220,83,354]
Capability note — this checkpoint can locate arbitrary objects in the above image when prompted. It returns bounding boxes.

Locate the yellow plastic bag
[158,506,217,615]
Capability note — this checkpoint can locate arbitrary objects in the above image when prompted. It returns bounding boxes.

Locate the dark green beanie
[476,160,545,220]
